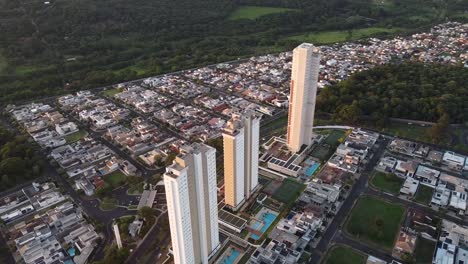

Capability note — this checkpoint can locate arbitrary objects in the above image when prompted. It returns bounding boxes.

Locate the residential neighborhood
[0,21,466,264]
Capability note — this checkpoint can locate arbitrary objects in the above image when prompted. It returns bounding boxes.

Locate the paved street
[126,213,169,264]
[308,137,390,264]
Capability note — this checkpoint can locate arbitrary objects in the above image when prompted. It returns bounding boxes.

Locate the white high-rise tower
[287,43,320,153]
[223,110,261,210]
[164,143,220,264]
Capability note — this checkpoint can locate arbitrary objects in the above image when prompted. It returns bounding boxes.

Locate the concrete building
[223,110,261,210]
[164,143,220,264]
[286,43,320,153]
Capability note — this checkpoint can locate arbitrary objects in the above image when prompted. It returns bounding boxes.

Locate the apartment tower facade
[287,43,320,153]
[223,110,261,210]
[164,143,220,264]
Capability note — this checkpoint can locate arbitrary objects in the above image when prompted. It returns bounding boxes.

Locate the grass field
[346,196,405,249]
[414,237,436,263]
[371,171,404,194]
[324,130,346,145]
[64,130,88,143]
[100,198,118,211]
[380,123,432,143]
[414,185,434,205]
[127,182,144,195]
[323,245,366,264]
[102,88,123,97]
[104,170,127,187]
[287,27,402,44]
[310,145,332,161]
[272,179,305,204]
[228,6,297,20]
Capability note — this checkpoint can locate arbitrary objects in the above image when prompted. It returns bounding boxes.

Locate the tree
[164,153,177,166]
[93,245,130,264]
[430,113,450,144]
[138,206,155,220]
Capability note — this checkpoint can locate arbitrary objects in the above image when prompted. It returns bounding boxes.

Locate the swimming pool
[305,163,320,177]
[250,212,277,240]
[219,248,241,264]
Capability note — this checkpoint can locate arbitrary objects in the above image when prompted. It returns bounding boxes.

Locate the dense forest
[0,125,45,191]
[0,0,467,102]
[316,62,468,126]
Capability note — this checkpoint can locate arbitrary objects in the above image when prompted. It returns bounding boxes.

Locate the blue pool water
[250,212,277,240]
[219,248,241,264]
[251,221,261,230]
[305,163,320,177]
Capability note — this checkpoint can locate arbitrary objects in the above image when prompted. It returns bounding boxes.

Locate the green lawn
[104,170,127,187]
[287,27,403,44]
[323,245,366,264]
[310,145,331,161]
[324,130,346,145]
[371,171,404,194]
[64,130,88,143]
[228,6,297,20]
[100,198,118,211]
[381,123,432,143]
[102,88,123,97]
[414,185,434,205]
[272,179,305,204]
[127,182,144,195]
[414,237,436,263]
[346,196,405,249]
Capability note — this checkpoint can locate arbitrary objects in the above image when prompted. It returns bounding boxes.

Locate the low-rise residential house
[449,191,467,214]
[121,161,137,175]
[55,122,78,136]
[431,182,452,207]
[394,160,418,178]
[377,156,398,173]
[388,139,417,156]
[443,151,466,170]
[414,165,440,187]
[414,145,430,158]
[400,178,419,196]
[276,210,323,235]
[249,240,301,264]
[75,178,96,196]
[305,179,341,204]
[434,220,468,264]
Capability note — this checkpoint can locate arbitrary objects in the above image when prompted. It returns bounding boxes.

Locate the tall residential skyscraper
[164,143,220,264]
[223,110,261,210]
[287,43,320,153]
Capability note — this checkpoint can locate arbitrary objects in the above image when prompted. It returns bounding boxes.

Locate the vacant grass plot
[228,6,297,20]
[380,123,432,143]
[323,245,366,264]
[64,130,88,143]
[414,237,436,263]
[102,88,123,97]
[324,130,346,145]
[371,171,404,194]
[287,27,402,44]
[310,145,331,161]
[346,196,405,249]
[272,179,305,204]
[414,185,434,205]
[104,170,126,187]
